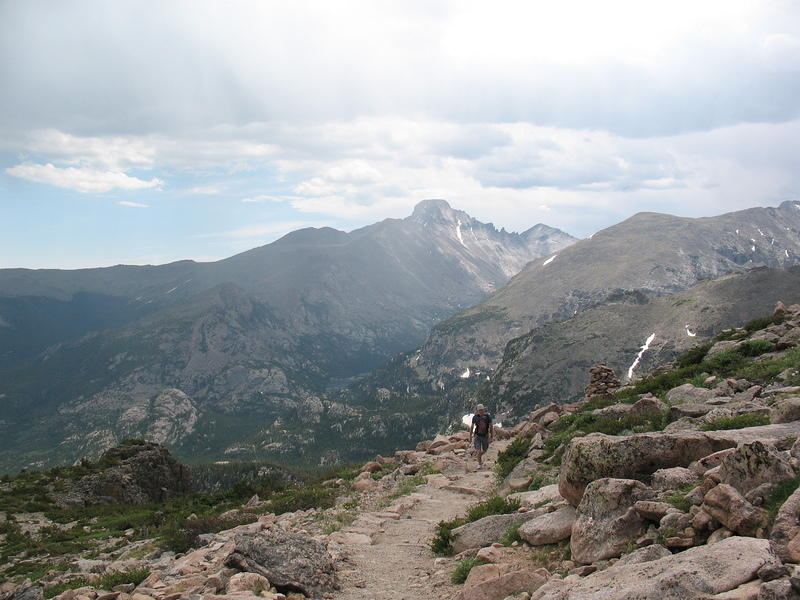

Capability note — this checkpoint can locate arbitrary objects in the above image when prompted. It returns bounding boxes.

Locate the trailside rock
[0,586,44,600]
[570,478,650,564]
[457,568,549,600]
[770,398,800,424]
[518,506,577,546]
[717,441,795,495]
[451,512,541,554]
[559,432,735,506]
[770,487,800,562]
[703,484,767,537]
[509,485,563,508]
[667,383,720,404]
[226,529,337,598]
[531,537,780,600]
[613,544,672,567]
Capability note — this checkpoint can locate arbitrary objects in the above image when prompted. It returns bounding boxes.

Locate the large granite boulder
[531,537,780,600]
[518,506,577,546]
[717,441,796,495]
[226,529,337,598]
[570,478,650,564]
[702,484,767,537]
[451,511,542,553]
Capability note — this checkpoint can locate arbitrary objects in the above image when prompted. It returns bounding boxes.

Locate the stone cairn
[584,364,621,401]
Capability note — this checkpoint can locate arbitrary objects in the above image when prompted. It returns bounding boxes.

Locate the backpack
[474,413,491,436]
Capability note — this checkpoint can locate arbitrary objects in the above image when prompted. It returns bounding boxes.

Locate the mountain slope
[489,266,800,416]
[0,200,575,473]
[407,201,800,384]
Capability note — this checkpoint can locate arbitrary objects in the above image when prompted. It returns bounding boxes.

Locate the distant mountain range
[403,201,800,389]
[0,200,574,473]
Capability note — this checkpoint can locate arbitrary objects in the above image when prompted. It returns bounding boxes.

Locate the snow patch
[543,255,557,266]
[460,368,471,379]
[735,229,739,234]
[686,326,697,338]
[165,286,179,294]
[787,250,791,258]
[456,219,466,246]
[758,228,765,236]
[462,414,473,427]
[752,245,756,252]
[627,333,656,380]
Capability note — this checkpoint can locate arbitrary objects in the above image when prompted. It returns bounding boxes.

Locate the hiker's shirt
[472,413,492,438]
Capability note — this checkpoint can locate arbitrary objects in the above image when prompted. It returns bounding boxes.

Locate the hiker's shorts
[473,435,489,452]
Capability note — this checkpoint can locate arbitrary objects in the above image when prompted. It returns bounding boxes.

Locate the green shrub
[465,496,521,522]
[268,484,337,515]
[159,513,257,553]
[451,558,486,584]
[664,493,691,512]
[743,314,785,332]
[44,579,91,599]
[700,413,770,431]
[764,475,800,520]
[495,436,532,481]
[676,343,713,368]
[96,568,150,590]
[500,521,523,546]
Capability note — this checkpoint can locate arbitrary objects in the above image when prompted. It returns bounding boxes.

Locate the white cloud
[117,200,149,207]
[241,195,292,203]
[5,163,162,193]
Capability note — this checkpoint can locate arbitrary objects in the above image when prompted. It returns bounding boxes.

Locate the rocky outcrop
[558,431,735,506]
[531,537,781,599]
[559,425,800,506]
[62,441,192,506]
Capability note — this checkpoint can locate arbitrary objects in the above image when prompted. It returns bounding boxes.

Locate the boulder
[559,425,800,506]
[667,383,720,404]
[226,573,271,595]
[652,467,700,490]
[457,568,549,600]
[633,501,676,522]
[702,484,767,537]
[451,512,542,554]
[613,544,672,567]
[508,485,563,508]
[225,529,337,598]
[770,487,800,562]
[707,340,744,358]
[629,396,668,419]
[530,537,780,600]
[757,579,794,599]
[359,461,382,473]
[717,441,795,495]
[518,506,577,546]
[570,478,650,564]
[0,587,44,600]
[559,432,735,506]
[770,398,800,424]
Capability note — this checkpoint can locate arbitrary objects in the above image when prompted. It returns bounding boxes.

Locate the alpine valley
[0,200,574,473]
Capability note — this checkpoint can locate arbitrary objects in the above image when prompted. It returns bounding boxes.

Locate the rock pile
[583,365,621,401]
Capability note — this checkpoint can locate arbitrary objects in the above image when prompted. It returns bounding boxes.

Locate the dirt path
[333,442,507,600]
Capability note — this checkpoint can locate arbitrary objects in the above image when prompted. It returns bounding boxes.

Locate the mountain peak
[410,199,459,223]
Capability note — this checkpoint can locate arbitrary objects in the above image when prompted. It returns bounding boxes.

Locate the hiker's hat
[476,403,486,411]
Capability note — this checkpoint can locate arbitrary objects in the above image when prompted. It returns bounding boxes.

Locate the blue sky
[1,0,800,268]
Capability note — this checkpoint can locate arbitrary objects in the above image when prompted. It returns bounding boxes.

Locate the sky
[1,0,800,269]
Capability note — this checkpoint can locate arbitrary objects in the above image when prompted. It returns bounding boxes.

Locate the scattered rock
[703,484,767,537]
[570,478,650,564]
[717,441,795,495]
[458,568,549,600]
[451,512,542,554]
[531,537,780,600]
[518,506,577,546]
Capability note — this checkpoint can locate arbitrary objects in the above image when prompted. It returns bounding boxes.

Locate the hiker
[469,403,493,468]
